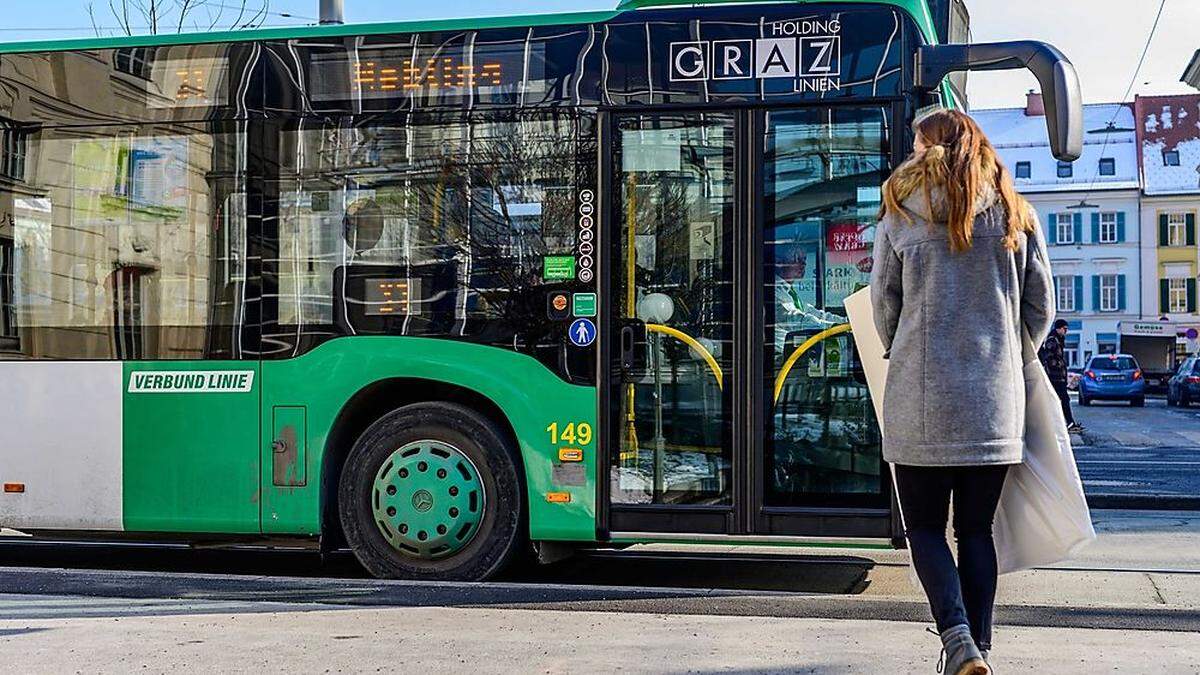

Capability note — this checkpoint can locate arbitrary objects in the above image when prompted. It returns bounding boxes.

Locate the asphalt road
[1073,394,1200,448]
[1071,396,1200,508]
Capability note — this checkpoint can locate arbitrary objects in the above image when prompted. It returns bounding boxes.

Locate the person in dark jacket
[1039,319,1082,433]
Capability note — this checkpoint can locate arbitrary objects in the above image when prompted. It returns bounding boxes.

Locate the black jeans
[894,464,1011,651]
[1050,378,1075,425]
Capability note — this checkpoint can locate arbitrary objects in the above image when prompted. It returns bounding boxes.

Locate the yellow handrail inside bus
[772,323,852,404]
[623,174,639,463]
[645,323,724,390]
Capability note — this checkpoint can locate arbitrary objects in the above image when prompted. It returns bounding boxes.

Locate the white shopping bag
[844,286,1096,574]
[992,333,1097,573]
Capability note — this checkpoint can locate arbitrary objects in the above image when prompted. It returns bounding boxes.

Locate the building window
[1098,275,1120,312]
[1057,161,1073,178]
[0,120,27,181]
[0,237,15,341]
[1098,157,1115,176]
[1168,212,1188,247]
[113,48,153,79]
[1065,347,1080,368]
[1014,161,1031,179]
[111,267,147,360]
[1169,278,1189,314]
[1098,212,1118,243]
[1055,213,1075,244]
[1055,275,1076,312]
[1164,149,1181,166]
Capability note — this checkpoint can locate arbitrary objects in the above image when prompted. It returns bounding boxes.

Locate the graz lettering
[669,19,841,87]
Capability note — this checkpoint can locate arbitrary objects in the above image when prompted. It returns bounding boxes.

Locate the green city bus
[0,0,1080,580]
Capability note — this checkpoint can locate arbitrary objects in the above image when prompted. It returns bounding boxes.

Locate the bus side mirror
[915,41,1083,162]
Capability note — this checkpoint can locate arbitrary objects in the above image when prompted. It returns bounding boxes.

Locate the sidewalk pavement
[2,602,1197,674]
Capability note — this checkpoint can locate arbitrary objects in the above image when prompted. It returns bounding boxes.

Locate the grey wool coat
[869,187,1055,467]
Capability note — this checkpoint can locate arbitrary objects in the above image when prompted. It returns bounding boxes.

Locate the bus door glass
[609,113,736,509]
[761,107,891,511]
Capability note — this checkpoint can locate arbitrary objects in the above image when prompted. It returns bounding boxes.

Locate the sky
[2,0,1197,109]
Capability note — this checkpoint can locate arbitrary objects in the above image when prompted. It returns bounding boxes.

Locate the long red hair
[880,109,1034,252]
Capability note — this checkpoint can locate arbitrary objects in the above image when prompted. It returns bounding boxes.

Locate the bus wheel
[339,402,524,581]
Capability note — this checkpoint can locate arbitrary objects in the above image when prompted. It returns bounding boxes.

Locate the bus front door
[604,106,896,540]
[606,112,738,534]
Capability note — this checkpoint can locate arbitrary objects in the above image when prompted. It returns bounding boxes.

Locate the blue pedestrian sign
[568,318,596,347]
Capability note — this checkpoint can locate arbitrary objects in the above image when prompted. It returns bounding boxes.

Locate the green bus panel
[259,337,598,542]
[122,361,262,533]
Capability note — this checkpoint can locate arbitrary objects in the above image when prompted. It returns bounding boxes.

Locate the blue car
[1167,356,1200,407]
[1078,354,1145,407]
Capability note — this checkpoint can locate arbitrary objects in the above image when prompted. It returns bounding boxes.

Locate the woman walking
[870,109,1055,674]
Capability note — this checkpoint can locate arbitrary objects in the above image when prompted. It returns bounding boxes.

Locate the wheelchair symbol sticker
[568,318,596,347]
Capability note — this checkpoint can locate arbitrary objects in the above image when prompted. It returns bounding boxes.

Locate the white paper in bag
[843,286,1096,575]
[844,288,887,424]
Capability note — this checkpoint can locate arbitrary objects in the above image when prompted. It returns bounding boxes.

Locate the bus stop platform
[622,509,1200,613]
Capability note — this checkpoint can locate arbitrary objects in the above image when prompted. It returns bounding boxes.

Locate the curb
[2,566,1199,632]
[1087,495,1200,511]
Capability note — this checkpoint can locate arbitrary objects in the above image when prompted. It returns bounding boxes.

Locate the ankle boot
[937,624,989,675]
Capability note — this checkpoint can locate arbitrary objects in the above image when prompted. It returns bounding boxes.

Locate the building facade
[975,95,1142,367]
[1135,93,1200,362]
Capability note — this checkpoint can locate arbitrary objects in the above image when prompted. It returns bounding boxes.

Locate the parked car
[1078,354,1146,407]
[1067,367,1083,391]
[1167,356,1200,408]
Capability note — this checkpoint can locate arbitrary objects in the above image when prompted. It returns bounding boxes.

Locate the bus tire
[339,401,524,581]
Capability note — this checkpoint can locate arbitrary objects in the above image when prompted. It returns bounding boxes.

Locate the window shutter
[1073,212,1083,243]
[1188,213,1197,246]
[1161,279,1171,313]
[1091,276,1101,312]
[1189,278,1198,314]
[1074,276,1083,312]
[1047,213,1057,244]
[1091,212,1100,243]
[1160,214,1170,246]
[1117,212,1126,242]
[1118,275,1127,312]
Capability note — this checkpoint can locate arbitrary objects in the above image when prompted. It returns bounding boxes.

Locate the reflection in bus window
[266,113,594,382]
[0,236,15,345]
[0,125,246,360]
[763,107,890,507]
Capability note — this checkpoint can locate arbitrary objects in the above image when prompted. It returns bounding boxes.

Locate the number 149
[546,421,592,446]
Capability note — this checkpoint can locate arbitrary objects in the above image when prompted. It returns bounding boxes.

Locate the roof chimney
[1025,90,1045,117]
[320,0,344,25]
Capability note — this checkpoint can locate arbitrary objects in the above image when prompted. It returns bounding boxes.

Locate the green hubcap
[372,440,484,559]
